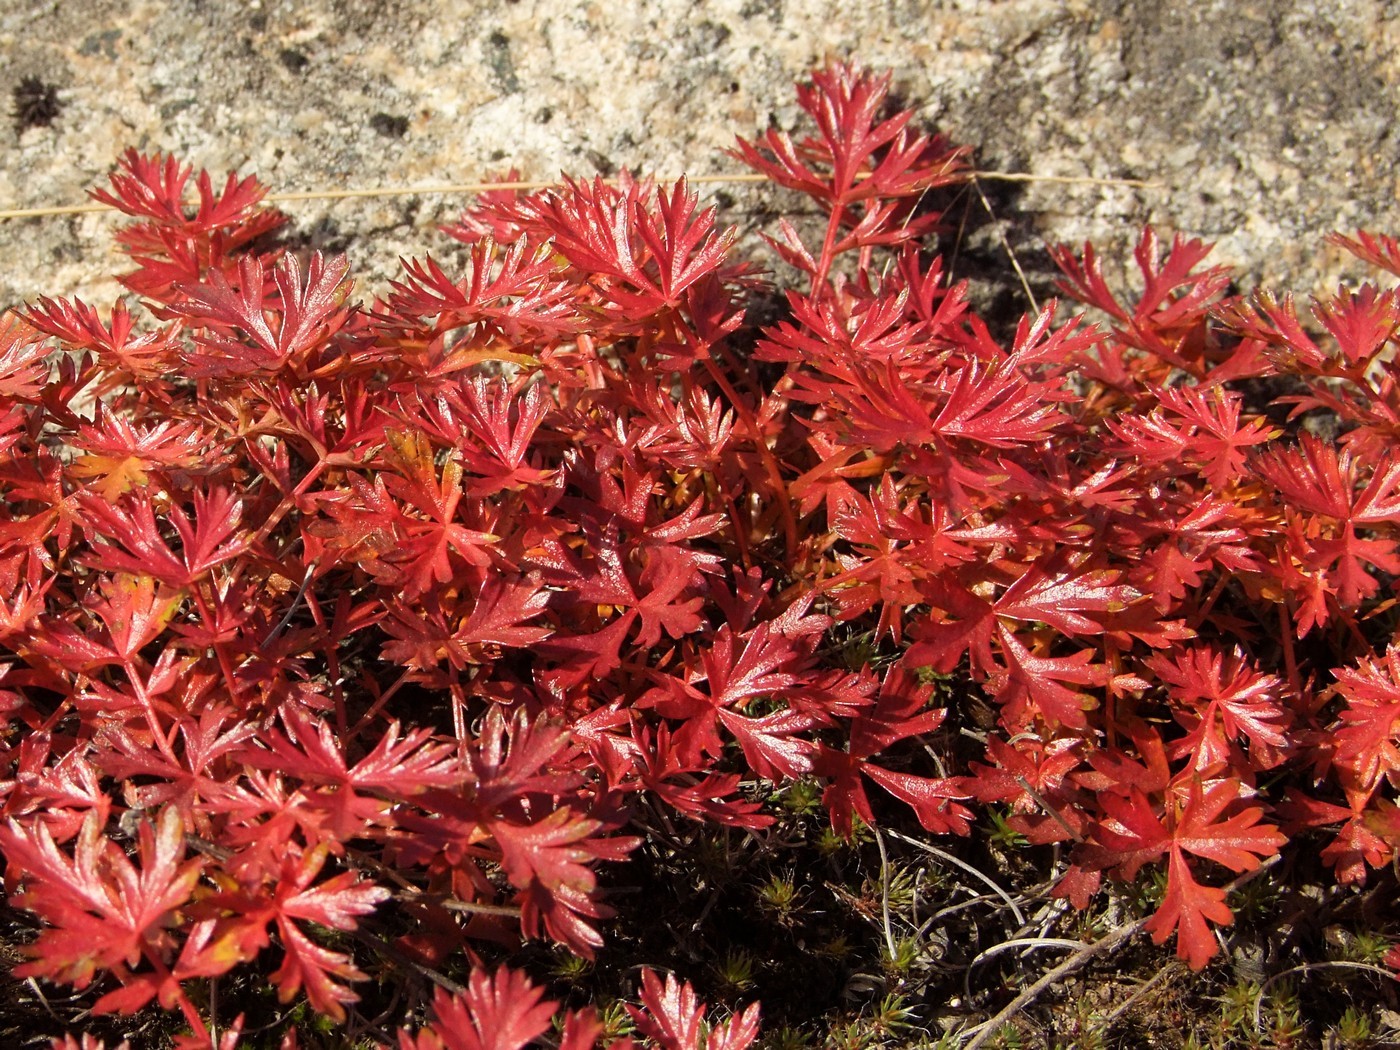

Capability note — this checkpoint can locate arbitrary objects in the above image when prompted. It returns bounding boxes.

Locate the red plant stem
[811,199,848,292]
[702,358,798,558]
[122,658,181,766]
[449,673,468,761]
[251,455,330,548]
[1278,603,1301,699]
[188,582,252,712]
[303,589,349,736]
[1191,573,1231,631]
[161,962,211,1043]
[349,667,414,740]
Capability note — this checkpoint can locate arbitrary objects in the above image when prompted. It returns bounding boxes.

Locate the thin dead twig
[885,828,1026,928]
[959,915,1150,1050]
[873,827,899,961]
[1088,963,1181,1040]
[969,173,1039,313]
[963,937,1091,1003]
[959,853,1284,1048]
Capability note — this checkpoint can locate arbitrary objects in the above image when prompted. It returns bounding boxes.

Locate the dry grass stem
[0,169,1162,222]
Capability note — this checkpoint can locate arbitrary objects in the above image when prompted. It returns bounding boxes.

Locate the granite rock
[2,0,1396,314]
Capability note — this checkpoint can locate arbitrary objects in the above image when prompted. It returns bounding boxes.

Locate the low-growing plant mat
[0,61,1397,1050]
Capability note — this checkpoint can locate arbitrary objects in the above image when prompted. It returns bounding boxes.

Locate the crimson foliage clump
[1,60,1399,1047]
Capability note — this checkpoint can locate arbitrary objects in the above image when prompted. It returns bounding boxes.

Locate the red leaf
[237,709,457,840]
[0,809,202,1005]
[0,312,55,403]
[1322,815,1392,886]
[993,560,1132,637]
[398,969,558,1050]
[1329,229,1400,277]
[81,488,248,587]
[380,239,577,345]
[24,297,177,381]
[1148,646,1291,772]
[177,252,352,376]
[1051,228,1230,365]
[1153,385,1277,489]
[1084,778,1283,969]
[70,410,224,501]
[1146,847,1233,970]
[1313,283,1400,367]
[1331,646,1400,799]
[631,969,704,1050]
[491,806,613,955]
[629,969,759,1050]
[729,60,966,209]
[91,150,274,232]
[990,629,1107,730]
[245,847,389,1022]
[635,725,775,829]
[271,920,372,1023]
[717,707,817,780]
[533,175,738,321]
[860,764,972,835]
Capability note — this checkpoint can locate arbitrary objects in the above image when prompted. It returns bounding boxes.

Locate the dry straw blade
[0,169,1162,222]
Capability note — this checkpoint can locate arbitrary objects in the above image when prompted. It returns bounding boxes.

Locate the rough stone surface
[2,0,1397,313]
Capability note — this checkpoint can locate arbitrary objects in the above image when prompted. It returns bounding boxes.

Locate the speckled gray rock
[2,0,1396,314]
